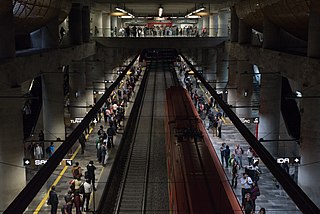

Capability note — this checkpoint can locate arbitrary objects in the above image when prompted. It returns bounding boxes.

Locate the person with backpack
[251,182,260,212]
[48,186,59,214]
[72,162,82,179]
[86,161,97,191]
[107,126,116,148]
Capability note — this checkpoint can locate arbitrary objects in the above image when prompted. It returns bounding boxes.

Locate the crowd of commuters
[46,62,143,214]
[177,58,266,214]
[99,25,210,37]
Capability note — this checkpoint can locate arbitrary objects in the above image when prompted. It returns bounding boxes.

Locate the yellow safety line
[33,128,93,214]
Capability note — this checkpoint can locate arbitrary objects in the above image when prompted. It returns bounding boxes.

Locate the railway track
[98,55,179,214]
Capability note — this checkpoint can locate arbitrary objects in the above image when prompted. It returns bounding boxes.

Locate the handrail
[180,53,320,214]
[4,53,140,214]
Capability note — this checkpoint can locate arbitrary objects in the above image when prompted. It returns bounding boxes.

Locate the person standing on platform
[235,144,244,169]
[48,186,59,214]
[86,161,97,191]
[78,132,86,154]
[224,145,231,168]
[83,179,92,212]
[247,147,254,166]
[251,182,260,212]
[219,143,226,166]
[240,173,253,206]
[38,130,45,157]
[217,116,223,138]
[34,143,43,159]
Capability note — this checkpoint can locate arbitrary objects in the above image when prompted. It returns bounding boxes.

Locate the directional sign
[293,157,301,164]
[23,158,31,166]
[65,159,73,166]
[277,157,300,164]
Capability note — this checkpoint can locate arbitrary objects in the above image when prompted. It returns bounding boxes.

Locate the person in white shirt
[34,143,43,159]
[240,173,253,206]
[247,147,254,166]
[83,179,92,211]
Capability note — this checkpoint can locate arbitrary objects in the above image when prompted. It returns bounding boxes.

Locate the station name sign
[23,158,73,166]
[276,157,300,164]
[240,117,259,124]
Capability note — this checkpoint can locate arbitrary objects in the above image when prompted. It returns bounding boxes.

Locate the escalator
[22,76,42,139]
[280,77,301,140]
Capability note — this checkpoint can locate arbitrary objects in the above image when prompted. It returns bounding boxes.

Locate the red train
[165,86,242,214]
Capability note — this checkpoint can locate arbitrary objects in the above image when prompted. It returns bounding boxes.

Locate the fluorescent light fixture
[186,15,201,19]
[115,7,134,18]
[158,6,163,17]
[121,16,133,19]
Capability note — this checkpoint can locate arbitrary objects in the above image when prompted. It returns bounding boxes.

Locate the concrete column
[263,18,280,50]
[238,19,252,44]
[236,61,253,118]
[209,13,218,37]
[217,9,230,37]
[92,12,103,37]
[299,86,320,207]
[307,8,320,58]
[69,3,83,45]
[42,73,65,141]
[216,47,228,90]
[102,13,111,37]
[202,48,216,83]
[230,6,239,42]
[82,6,90,43]
[41,17,59,48]
[69,63,87,122]
[0,1,15,58]
[202,16,209,31]
[258,73,282,156]
[0,88,25,210]
[227,57,238,107]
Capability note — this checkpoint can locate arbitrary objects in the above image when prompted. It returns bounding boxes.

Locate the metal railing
[92,27,230,38]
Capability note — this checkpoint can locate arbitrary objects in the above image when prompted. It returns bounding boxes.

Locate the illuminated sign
[23,158,31,166]
[70,117,83,124]
[240,117,259,124]
[276,157,300,164]
[35,159,48,166]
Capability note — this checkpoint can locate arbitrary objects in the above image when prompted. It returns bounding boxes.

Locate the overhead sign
[27,159,73,166]
[276,157,300,164]
[70,117,84,124]
[23,158,31,166]
[240,117,259,124]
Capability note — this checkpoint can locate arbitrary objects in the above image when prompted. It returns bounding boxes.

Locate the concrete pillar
[69,63,87,122]
[230,6,239,42]
[41,17,59,48]
[258,73,282,156]
[82,6,90,43]
[217,9,230,37]
[227,57,238,107]
[202,48,216,83]
[209,13,218,37]
[236,61,253,117]
[263,18,280,50]
[0,87,25,210]
[102,13,111,37]
[299,86,320,207]
[69,3,83,45]
[92,12,103,37]
[216,47,228,90]
[202,16,209,31]
[42,73,65,141]
[238,19,252,44]
[307,8,320,58]
[0,1,15,58]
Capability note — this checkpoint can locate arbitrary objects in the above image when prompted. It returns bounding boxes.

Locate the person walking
[86,161,97,191]
[48,186,59,214]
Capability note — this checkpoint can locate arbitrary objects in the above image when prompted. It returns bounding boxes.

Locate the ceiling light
[158,6,163,17]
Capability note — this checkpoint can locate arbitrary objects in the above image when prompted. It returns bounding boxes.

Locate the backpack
[79,184,85,194]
